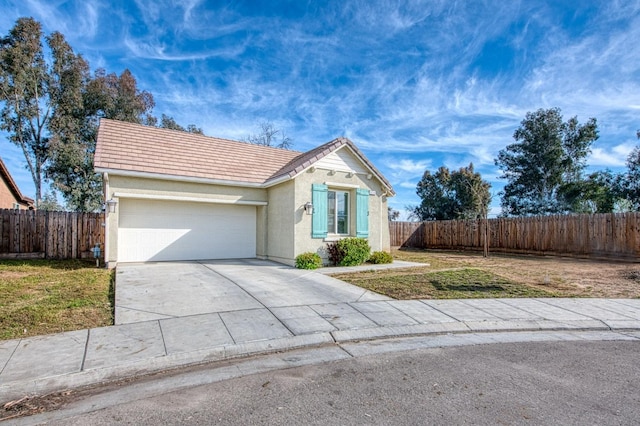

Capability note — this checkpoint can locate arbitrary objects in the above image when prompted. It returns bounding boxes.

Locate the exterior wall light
[304,202,314,215]
[106,198,118,213]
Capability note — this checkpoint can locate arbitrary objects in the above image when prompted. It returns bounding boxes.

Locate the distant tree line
[410,107,640,220]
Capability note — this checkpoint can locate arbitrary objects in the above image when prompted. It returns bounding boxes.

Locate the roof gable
[268,137,394,195]
[315,148,367,174]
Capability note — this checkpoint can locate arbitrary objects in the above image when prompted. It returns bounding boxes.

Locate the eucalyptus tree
[2,18,202,211]
[0,18,156,210]
[495,108,598,216]
[48,67,156,211]
[0,18,51,206]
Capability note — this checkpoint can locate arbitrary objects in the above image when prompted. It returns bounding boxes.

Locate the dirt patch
[457,256,639,298]
[0,271,31,279]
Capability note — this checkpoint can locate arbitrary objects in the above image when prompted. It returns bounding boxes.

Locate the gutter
[95,168,265,189]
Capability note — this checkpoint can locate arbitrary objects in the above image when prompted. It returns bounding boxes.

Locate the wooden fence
[390,213,640,260]
[0,209,104,260]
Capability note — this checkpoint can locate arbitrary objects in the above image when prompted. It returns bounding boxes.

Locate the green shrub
[334,237,370,266]
[295,252,323,270]
[369,251,393,264]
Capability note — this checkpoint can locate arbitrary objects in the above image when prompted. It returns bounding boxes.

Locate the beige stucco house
[95,119,394,267]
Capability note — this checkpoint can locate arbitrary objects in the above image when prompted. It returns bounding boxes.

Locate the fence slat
[0,209,105,260]
[390,213,640,260]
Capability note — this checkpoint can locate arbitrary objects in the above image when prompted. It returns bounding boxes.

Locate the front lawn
[332,248,640,299]
[334,267,556,299]
[0,259,114,340]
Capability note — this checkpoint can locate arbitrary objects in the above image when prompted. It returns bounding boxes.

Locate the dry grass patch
[332,248,640,299]
[0,259,113,340]
[337,267,554,299]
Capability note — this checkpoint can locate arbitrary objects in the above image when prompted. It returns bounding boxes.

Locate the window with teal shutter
[312,184,328,238]
[328,190,349,234]
[356,188,369,237]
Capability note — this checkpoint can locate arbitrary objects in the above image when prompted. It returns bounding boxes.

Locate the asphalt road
[20,339,640,425]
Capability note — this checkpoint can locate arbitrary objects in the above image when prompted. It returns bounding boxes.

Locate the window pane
[327,191,336,233]
[337,192,348,234]
[327,190,349,234]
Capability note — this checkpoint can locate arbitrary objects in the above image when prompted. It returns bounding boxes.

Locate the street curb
[329,319,623,343]
[0,333,333,403]
[4,324,640,403]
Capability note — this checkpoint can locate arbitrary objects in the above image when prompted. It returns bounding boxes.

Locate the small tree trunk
[483,215,489,257]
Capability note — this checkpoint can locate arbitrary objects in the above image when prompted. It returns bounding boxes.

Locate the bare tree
[243,121,293,149]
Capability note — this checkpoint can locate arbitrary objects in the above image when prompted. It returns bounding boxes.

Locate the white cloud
[2,0,638,213]
[17,0,103,40]
[392,158,430,174]
[589,142,637,167]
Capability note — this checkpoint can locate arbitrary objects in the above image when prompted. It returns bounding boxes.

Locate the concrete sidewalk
[2,296,640,402]
[0,299,640,402]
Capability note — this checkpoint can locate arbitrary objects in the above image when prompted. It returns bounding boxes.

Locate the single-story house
[95,119,395,267]
[0,157,34,210]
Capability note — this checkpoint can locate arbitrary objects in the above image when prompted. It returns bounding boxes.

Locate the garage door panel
[118,199,256,262]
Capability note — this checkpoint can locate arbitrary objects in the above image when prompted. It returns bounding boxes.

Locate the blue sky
[1,0,639,217]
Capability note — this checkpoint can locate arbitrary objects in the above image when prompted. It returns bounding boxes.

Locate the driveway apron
[115,261,262,324]
[115,259,388,325]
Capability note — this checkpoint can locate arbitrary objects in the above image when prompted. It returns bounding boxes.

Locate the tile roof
[0,157,34,208]
[95,119,394,194]
[95,119,301,184]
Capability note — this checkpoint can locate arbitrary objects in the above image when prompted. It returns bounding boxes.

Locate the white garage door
[118,199,256,262]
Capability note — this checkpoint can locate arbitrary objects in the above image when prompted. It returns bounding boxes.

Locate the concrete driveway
[115,259,390,325]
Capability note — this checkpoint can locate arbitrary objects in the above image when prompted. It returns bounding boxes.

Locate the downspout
[380,192,384,250]
[103,173,110,268]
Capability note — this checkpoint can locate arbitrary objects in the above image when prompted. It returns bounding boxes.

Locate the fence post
[44,210,49,259]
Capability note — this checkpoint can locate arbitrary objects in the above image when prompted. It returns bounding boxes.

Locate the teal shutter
[312,184,328,238]
[356,189,369,238]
